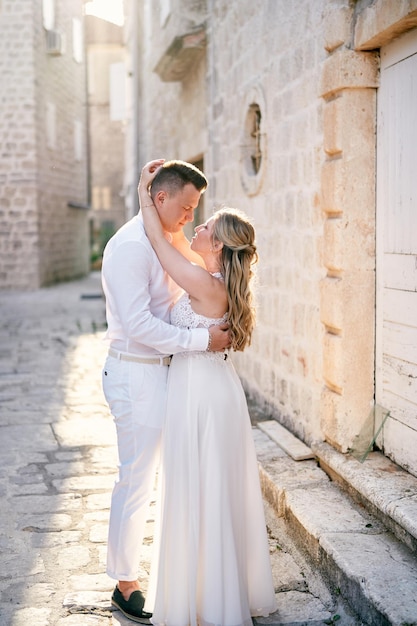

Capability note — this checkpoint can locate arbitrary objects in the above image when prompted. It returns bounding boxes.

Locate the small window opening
[240,88,266,196]
[244,103,262,176]
[249,104,262,174]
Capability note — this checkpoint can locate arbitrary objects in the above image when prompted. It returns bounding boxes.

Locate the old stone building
[124,0,417,478]
[0,0,89,289]
[85,14,127,264]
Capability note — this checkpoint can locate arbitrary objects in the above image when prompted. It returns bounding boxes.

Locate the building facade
[125,0,417,476]
[85,14,127,265]
[0,0,89,289]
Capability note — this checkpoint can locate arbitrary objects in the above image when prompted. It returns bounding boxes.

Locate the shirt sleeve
[102,238,209,354]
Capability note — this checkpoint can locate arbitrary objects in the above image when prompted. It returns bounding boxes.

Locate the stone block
[355,0,417,50]
[323,97,343,156]
[321,270,375,395]
[323,207,375,270]
[322,217,344,272]
[320,532,417,624]
[320,385,375,454]
[320,275,343,332]
[323,89,376,161]
[258,420,314,461]
[321,149,376,227]
[321,48,379,99]
[323,4,354,53]
[320,158,344,215]
[323,331,343,394]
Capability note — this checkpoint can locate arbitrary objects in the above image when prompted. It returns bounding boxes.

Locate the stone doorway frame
[319,1,417,452]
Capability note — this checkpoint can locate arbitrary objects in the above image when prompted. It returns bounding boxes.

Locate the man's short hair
[150,160,208,197]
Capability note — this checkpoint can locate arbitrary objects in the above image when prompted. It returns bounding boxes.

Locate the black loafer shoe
[111,586,153,624]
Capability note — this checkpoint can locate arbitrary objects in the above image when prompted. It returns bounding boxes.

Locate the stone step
[312,440,417,555]
[258,420,315,461]
[254,426,417,626]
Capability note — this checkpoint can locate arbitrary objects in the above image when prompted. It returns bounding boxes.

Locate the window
[92,186,112,210]
[160,0,171,27]
[72,17,83,63]
[110,62,126,121]
[42,0,55,30]
[240,86,267,196]
[246,103,262,175]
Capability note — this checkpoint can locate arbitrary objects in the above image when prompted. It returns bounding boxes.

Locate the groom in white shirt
[101,159,230,624]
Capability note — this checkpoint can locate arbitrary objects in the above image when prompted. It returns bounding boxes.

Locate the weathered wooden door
[376,29,417,476]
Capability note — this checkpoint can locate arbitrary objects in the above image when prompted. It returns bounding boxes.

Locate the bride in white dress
[138,161,276,626]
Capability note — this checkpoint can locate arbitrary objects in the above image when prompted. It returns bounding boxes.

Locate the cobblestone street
[0,273,132,625]
[0,273,362,626]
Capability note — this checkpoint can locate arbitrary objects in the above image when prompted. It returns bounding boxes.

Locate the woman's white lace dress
[148,287,277,626]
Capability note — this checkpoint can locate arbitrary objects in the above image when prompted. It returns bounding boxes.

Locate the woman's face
[190,216,217,254]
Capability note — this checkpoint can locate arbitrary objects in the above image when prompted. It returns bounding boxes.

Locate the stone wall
[132,0,417,452]
[204,0,328,445]
[0,1,39,288]
[132,0,327,444]
[0,0,89,289]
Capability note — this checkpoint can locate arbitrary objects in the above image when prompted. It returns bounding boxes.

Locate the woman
[139,160,276,626]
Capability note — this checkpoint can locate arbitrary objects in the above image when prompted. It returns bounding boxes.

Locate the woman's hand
[138,159,165,195]
[138,160,166,244]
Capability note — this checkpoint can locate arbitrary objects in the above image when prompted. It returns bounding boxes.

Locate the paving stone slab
[14,581,56,603]
[29,530,83,548]
[16,512,73,532]
[259,457,330,517]
[67,573,114,593]
[253,427,289,463]
[321,531,417,624]
[254,590,332,625]
[314,442,417,546]
[63,590,112,611]
[56,545,92,569]
[4,606,52,626]
[0,424,58,452]
[44,461,86,477]
[56,615,111,625]
[85,493,112,511]
[286,484,384,537]
[0,552,45,578]
[89,524,109,543]
[258,420,315,461]
[53,418,115,447]
[8,483,49,496]
[52,473,116,493]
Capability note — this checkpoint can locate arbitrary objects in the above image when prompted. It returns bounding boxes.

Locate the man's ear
[154,190,166,207]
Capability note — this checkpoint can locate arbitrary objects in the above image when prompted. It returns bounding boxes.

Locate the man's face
[155,183,201,233]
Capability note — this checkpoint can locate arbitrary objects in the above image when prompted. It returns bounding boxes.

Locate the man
[101,159,230,624]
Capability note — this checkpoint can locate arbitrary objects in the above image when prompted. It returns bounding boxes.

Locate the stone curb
[254,428,417,626]
[312,440,417,554]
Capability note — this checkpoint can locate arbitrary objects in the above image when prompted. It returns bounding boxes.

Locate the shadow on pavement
[0,273,125,624]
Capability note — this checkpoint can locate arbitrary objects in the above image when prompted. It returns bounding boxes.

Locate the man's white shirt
[102,214,209,356]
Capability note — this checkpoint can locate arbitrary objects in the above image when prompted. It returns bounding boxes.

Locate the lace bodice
[171,293,228,330]
[170,274,229,361]
[171,273,227,330]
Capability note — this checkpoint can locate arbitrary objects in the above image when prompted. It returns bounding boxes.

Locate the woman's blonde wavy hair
[211,208,258,352]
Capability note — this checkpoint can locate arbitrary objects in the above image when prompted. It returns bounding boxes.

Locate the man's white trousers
[102,354,168,581]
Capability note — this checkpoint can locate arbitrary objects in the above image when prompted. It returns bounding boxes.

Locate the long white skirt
[147,352,277,626]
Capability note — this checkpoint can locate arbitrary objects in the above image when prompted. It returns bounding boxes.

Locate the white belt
[108,348,172,366]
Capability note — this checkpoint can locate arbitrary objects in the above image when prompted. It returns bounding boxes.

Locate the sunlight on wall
[85,0,124,25]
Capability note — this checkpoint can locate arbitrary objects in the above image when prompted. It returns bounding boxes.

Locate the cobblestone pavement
[0,273,361,626]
